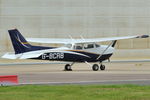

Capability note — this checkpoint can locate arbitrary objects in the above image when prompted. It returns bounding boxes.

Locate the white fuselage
[2,44,115,63]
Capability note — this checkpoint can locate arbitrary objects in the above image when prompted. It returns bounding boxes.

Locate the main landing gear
[92,64,105,71]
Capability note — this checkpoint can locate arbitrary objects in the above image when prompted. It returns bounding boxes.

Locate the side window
[76,46,82,49]
[75,44,83,50]
[84,44,94,49]
[87,44,94,48]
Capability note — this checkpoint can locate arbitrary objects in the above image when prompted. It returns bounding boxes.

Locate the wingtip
[137,35,149,38]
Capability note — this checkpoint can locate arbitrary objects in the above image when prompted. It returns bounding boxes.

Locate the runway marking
[20,79,150,85]
[0,62,71,66]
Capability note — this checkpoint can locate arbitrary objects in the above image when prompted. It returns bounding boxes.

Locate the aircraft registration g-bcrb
[2,29,149,71]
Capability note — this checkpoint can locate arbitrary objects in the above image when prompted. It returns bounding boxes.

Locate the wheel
[100,65,105,70]
[92,64,99,71]
[64,64,72,71]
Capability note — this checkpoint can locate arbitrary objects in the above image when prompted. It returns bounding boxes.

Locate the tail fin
[8,29,32,54]
[8,29,51,54]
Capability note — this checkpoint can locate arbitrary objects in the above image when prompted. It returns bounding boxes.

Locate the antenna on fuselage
[80,35,86,43]
[69,35,73,40]
[80,35,84,40]
[68,35,74,43]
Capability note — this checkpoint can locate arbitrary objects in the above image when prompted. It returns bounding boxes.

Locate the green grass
[0,84,149,100]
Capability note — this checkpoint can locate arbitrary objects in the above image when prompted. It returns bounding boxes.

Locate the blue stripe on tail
[8,29,53,54]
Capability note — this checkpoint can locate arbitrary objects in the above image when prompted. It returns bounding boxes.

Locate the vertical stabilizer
[8,29,52,54]
[8,29,32,54]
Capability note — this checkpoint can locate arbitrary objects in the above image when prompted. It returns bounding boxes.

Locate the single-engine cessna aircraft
[2,29,149,71]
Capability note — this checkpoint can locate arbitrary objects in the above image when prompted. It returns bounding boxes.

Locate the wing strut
[96,40,117,60]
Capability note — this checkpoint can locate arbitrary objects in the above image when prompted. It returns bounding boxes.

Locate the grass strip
[0,84,149,100]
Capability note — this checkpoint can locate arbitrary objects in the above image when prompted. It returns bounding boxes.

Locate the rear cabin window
[65,44,72,48]
[75,44,83,50]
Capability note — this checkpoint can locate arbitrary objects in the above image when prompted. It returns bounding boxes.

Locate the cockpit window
[95,44,100,47]
[87,44,94,48]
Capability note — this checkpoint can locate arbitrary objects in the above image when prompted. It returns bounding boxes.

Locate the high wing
[27,35,149,44]
[27,38,73,44]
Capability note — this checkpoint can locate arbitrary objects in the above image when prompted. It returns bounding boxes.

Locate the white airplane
[2,29,149,71]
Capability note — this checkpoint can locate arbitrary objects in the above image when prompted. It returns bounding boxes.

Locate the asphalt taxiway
[0,61,150,85]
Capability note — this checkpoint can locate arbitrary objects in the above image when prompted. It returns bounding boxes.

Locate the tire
[100,65,105,70]
[64,64,72,71]
[92,64,99,71]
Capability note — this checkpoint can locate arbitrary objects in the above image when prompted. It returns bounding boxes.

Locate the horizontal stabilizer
[19,52,43,59]
[2,52,43,59]
[2,53,20,59]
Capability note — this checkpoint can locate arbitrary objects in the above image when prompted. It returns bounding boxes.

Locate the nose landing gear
[64,62,75,71]
[64,64,72,71]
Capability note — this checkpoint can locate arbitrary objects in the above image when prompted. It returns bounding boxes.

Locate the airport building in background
[0,0,150,59]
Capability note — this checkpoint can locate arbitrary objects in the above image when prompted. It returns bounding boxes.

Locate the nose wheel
[92,64,105,71]
[64,64,72,71]
[64,63,75,71]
